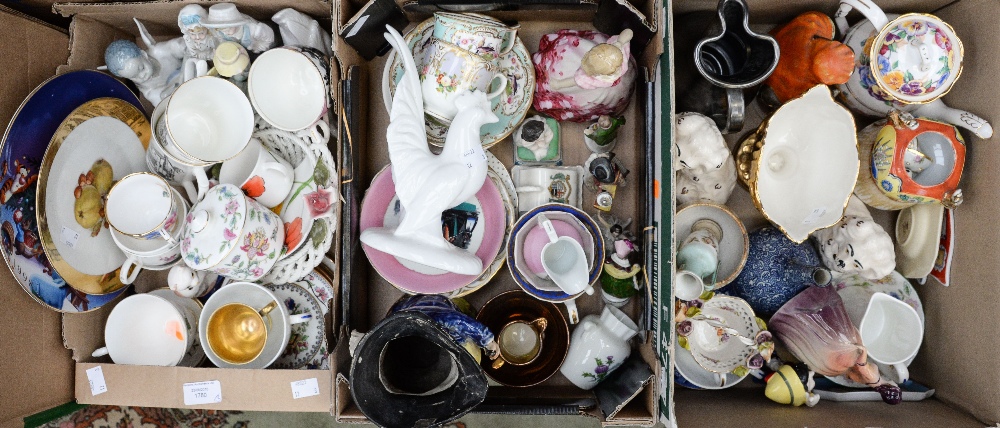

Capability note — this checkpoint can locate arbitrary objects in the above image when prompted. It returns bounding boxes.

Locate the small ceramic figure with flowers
[600,236,641,307]
[584,115,626,153]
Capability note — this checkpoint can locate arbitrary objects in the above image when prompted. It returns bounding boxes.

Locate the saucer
[675,203,749,289]
[199,282,290,369]
[1,71,142,312]
[507,204,604,302]
[38,98,151,295]
[895,203,944,279]
[360,166,506,294]
[267,282,326,369]
[476,290,569,387]
[674,339,747,390]
[384,17,534,148]
[685,295,761,374]
[297,269,336,315]
[443,151,516,298]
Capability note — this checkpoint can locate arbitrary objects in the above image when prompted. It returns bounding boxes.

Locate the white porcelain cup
[147,96,211,202]
[165,76,254,163]
[219,138,294,208]
[674,270,707,301]
[112,228,183,284]
[858,292,923,382]
[248,46,329,132]
[91,293,200,366]
[106,173,184,244]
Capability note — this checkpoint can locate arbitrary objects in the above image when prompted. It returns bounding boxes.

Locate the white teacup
[111,226,183,285]
[91,293,201,366]
[165,76,254,163]
[106,173,184,244]
[219,137,294,208]
[858,292,923,382]
[147,96,210,202]
[420,39,507,122]
[248,46,329,132]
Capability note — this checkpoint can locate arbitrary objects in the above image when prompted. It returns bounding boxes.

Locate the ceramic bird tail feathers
[358,25,497,275]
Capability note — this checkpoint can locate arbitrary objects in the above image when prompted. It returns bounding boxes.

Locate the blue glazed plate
[507,204,604,302]
[0,70,142,312]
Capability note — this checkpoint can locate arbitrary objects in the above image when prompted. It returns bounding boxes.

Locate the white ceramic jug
[559,306,637,390]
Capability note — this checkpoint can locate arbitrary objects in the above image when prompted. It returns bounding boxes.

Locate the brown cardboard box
[0,2,340,425]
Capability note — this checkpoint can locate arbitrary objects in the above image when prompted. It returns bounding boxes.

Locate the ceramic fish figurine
[813,196,896,280]
[272,8,332,57]
[764,11,855,104]
[675,112,737,206]
[201,3,275,54]
[360,25,498,275]
[532,29,637,122]
[104,20,186,106]
[770,286,902,404]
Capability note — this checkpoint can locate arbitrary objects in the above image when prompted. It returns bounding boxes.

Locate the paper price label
[291,378,320,399]
[61,226,80,249]
[86,366,107,396]
[183,381,222,405]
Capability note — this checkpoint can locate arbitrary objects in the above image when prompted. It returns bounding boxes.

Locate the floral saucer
[37,98,150,296]
[360,166,506,295]
[677,294,771,375]
[384,17,534,149]
[267,282,326,369]
[297,269,335,315]
[1,70,142,312]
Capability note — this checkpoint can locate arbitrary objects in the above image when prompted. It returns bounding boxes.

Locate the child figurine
[178,4,215,61]
[202,3,275,54]
[104,19,186,106]
[533,29,637,122]
[583,115,625,153]
[213,41,251,92]
[599,236,642,307]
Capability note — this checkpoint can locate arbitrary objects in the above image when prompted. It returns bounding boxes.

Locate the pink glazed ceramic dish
[360,166,505,294]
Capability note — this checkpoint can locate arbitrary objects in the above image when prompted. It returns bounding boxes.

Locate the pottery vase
[559,306,637,390]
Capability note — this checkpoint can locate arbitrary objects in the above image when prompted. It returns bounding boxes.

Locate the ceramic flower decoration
[360,26,498,275]
[675,112,737,206]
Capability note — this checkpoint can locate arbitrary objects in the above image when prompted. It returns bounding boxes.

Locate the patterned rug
[44,406,249,428]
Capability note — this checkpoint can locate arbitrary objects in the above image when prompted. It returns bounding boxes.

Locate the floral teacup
[420,39,507,122]
[432,12,519,59]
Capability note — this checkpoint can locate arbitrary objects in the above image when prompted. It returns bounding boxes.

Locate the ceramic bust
[272,8,332,56]
[104,21,186,106]
[178,4,215,61]
[532,29,637,122]
[360,26,496,276]
[770,286,902,404]
[765,11,854,103]
[584,115,625,153]
[202,3,275,54]
[390,294,500,358]
[813,200,896,280]
[674,112,736,206]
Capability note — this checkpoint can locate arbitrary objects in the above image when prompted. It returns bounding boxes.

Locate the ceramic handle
[297,119,331,148]
[181,167,209,203]
[536,213,559,244]
[92,347,109,358]
[290,313,313,324]
[835,0,889,35]
[563,299,579,324]
[485,74,508,100]
[499,28,518,55]
[879,362,909,384]
[119,255,143,285]
[913,101,995,139]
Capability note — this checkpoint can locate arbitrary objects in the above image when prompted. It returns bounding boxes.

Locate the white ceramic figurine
[272,8,332,56]
[674,112,737,206]
[202,3,275,54]
[104,19,186,106]
[360,26,498,275]
[813,197,896,280]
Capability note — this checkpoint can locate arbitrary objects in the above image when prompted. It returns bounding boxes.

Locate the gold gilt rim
[735,86,858,244]
[36,97,151,296]
[675,203,749,290]
[869,13,965,106]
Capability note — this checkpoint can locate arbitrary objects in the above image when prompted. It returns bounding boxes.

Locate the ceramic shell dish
[736,85,858,243]
[675,203,748,289]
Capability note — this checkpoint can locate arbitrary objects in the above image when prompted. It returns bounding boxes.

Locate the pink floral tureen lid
[870,14,963,104]
[181,184,248,270]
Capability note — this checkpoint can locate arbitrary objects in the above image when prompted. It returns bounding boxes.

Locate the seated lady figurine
[533,29,637,122]
[201,3,275,54]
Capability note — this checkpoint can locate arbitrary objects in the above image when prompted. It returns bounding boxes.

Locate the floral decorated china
[0,71,142,312]
[181,183,284,281]
[676,294,772,375]
[271,146,335,258]
[476,290,569,387]
[432,12,519,59]
[267,282,326,369]
[560,305,637,390]
[674,339,747,390]
[384,17,534,148]
[675,204,748,290]
[297,269,335,315]
[36,98,150,296]
[360,166,505,295]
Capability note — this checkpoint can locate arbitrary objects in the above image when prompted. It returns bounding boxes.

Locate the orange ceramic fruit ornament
[766,12,855,103]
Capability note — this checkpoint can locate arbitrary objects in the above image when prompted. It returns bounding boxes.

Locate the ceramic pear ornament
[764,12,854,104]
[532,29,636,122]
[770,286,903,405]
[360,26,497,275]
[675,112,736,206]
[104,19,186,106]
[813,197,896,280]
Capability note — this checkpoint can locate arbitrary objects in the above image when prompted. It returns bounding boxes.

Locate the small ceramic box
[513,114,561,165]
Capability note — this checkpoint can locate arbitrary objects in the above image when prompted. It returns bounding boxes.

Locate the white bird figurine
[360,25,499,275]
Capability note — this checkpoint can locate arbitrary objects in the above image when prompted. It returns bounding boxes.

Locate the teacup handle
[182,167,210,203]
[563,299,579,324]
[499,26,519,55]
[297,119,331,147]
[290,313,313,325]
[119,255,143,285]
[485,74,508,100]
[835,0,889,36]
[878,362,910,384]
[92,346,109,358]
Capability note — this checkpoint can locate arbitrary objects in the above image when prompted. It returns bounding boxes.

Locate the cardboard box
[0,2,340,425]
[332,0,664,426]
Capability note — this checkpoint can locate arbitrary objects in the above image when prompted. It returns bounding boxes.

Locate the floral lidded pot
[854,111,966,210]
[834,0,963,114]
[181,183,284,281]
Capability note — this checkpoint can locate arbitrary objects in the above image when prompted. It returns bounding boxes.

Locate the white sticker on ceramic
[346,15,368,38]
[62,226,80,249]
[183,380,222,405]
[86,366,107,396]
[291,378,320,399]
[802,207,827,225]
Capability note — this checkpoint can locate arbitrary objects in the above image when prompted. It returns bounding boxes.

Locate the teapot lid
[870,14,963,104]
[180,184,248,270]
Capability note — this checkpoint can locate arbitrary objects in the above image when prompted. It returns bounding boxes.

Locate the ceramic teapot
[854,111,966,210]
[833,0,993,139]
[723,226,832,316]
